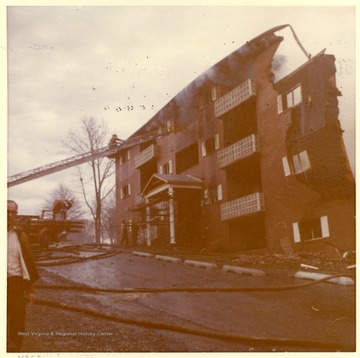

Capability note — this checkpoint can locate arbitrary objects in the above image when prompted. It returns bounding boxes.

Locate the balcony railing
[134,144,157,168]
[215,79,256,118]
[217,134,259,168]
[220,192,265,221]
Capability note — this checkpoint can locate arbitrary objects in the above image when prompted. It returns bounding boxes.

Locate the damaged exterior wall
[259,51,355,255]
[114,25,355,255]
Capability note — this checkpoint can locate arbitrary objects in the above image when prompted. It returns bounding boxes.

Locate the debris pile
[232,251,356,274]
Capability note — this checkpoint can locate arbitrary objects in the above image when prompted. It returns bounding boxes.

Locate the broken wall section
[258,50,355,255]
[276,53,354,199]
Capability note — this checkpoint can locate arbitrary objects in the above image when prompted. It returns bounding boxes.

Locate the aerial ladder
[7,132,157,188]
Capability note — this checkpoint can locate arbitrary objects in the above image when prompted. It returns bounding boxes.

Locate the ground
[13,243,356,354]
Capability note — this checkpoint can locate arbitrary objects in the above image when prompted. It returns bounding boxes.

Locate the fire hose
[35,270,355,293]
[33,296,352,351]
[32,244,122,266]
[33,270,355,351]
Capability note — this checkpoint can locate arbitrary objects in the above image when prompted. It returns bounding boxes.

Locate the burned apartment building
[111,25,355,256]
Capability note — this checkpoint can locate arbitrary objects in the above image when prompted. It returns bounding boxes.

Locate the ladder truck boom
[7,133,156,188]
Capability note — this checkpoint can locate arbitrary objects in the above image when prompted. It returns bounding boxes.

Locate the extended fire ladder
[7,133,157,188]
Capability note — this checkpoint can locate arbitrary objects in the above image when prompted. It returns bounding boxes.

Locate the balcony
[215,79,256,118]
[221,192,265,221]
[134,144,157,168]
[217,134,259,168]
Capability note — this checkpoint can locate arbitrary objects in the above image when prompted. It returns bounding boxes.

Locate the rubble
[134,245,356,275]
[230,250,355,274]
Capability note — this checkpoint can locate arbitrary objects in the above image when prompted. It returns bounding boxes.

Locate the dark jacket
[14,227,40,292]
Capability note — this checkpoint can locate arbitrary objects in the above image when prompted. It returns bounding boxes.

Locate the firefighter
[52,199,73,220]
[7,200,39,352]
[108,134,123,149]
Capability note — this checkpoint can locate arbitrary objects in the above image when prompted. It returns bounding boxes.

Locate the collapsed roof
[130,24,308,138]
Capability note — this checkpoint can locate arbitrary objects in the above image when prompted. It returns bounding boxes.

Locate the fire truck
[15,206,84,248]
[8,133,157,247]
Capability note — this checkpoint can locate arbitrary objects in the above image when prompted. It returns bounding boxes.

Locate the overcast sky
[3,3,356,215]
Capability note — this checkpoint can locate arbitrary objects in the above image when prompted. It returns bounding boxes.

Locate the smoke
[135,29,284,135]
[272,54,288,82]
[272,54,287,72]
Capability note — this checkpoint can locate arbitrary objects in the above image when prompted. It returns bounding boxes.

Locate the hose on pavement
[33,296,353,351]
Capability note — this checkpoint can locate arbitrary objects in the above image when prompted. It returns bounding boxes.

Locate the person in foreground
[7,199,39,352]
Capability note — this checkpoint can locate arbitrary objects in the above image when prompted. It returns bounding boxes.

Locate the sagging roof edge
[128,24,290,139]
[128,24,309,139]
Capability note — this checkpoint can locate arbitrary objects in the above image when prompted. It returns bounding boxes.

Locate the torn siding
[276,53,354,199]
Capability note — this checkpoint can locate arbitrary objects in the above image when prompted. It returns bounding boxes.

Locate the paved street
[21,250,355,353]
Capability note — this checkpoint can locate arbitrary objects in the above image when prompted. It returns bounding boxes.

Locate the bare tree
[40,183,85,220]
[62,117,115,243]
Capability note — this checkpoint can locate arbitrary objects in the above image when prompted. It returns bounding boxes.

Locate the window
[277,95,283,114]
[292,155,302,173]
[217,184,223,201]
[159,160,173,174]
[211,87,217,101]
[175,142,199,173]
[199,86,217,109]
[282,150,311,176]
[201,134,220,157]
[282,157,291,177]
[119,150,131,165]
[120,184,131,199]
[277,85,302,113]
[292,86,302,106]
[292,150,311,174]
[298,151,311,171]
[203,184,223,205]
[293,216,330,243]
[203,189,209,206]
[167,118,175,132]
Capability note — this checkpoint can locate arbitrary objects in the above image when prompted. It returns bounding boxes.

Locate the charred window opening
[201,134,220,157]
[203,184,223,205]
[166,118,175,133]
[224,154,262,201]
[159,160,173,174]
[175,142,199,173]
[157,118,179,135]
[293,216,329,243]
[199,86,218,109]
[277,85,302,113]
[222,99,257,147]
[120,184,131,199]
[300,218,322,241]
[119,150,131,165]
